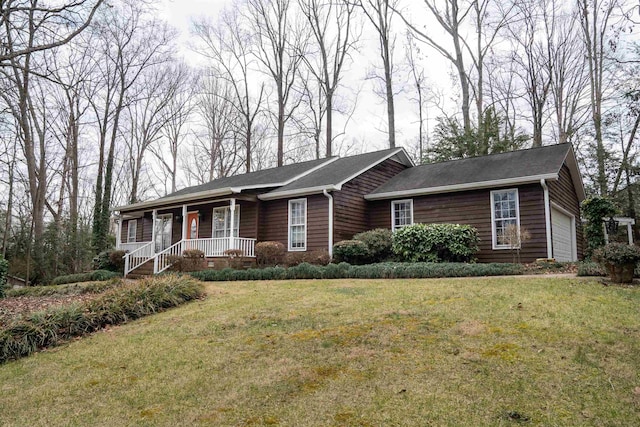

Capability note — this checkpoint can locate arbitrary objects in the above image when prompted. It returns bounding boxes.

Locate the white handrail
[127,237,258,276]
[123,241,155,276]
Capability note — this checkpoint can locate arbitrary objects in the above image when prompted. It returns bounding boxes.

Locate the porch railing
[119,242,150,253]
[150,237,257,275]
[123,241,155,276]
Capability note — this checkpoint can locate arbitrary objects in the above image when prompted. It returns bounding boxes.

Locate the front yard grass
[1,276,639,426]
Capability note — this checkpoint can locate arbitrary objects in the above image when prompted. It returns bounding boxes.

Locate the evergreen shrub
[392,223,479,263]
[190,261,523,282]
[332,240,370,265]
[353,228,393,262]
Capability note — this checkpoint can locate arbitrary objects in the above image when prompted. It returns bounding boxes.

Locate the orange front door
[187,212,199,239]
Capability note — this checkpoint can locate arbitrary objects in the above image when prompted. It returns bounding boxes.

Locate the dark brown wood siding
[368,184,548,263]
[549,163,584,259]
[333,158,408,243]
[259,194,329,252]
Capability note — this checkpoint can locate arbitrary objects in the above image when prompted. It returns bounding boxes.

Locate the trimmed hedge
[392,223,480,263]
[0,275,204,364]
[50,270,120,286]
[190,261,524,282]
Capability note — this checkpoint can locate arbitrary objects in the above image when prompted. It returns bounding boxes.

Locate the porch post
[181,204,188,240]
[152,209,157,251]
[229,198,236,250]
[116,215,122,249]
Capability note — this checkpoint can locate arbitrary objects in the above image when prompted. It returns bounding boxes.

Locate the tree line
[0,0,638,282]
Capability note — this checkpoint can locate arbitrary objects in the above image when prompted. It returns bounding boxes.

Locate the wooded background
[1,0,639,282]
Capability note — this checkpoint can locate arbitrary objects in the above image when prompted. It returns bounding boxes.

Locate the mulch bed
[0,294,99,328]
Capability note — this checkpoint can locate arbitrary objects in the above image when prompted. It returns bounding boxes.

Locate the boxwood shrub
[190,261,523,282]
[332,240,370,265]
[392,223,480,263]
[0,275,204,364]
[353,228,393,262]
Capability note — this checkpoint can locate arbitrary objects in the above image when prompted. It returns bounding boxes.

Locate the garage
[551,207,575,262]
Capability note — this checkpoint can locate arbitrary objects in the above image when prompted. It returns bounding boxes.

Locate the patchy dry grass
[0,276,639,426]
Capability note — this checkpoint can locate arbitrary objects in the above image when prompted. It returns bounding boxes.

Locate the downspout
[541,179,553,259]
[323,189,334,256]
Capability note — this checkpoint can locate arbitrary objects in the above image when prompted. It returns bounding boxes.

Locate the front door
[187,212,199,239]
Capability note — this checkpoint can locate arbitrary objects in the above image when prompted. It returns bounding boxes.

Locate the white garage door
[551,207,574,262]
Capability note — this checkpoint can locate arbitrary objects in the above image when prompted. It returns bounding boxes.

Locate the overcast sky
[156,0,451,157]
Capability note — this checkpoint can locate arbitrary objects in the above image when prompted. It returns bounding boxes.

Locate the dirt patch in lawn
[0,294,99,327]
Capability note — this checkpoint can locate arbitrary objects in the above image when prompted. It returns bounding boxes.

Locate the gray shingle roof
[263,148,406,196]
[163,156,332,199]
[367,144,572,198]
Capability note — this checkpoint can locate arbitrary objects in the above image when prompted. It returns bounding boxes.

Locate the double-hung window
[491,189,520,249]
[127,220,137,243]
[212,206,240,238]
[391,200,413,231]
[288,199,307,251]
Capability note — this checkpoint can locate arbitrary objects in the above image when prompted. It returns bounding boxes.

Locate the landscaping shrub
[592,243,640,283]
[224,249,245,269]
[7,280,120,298]
[92,250,126,273]
[182,249,205,272]
[0,255,8,299]
[190,261,523,282]
[577,261,606,277]
[353,228,393,262]
[332,240,371,265]
[50,270,120,286]
[255,241,286,266]
[0,275,204,364]
[392,223,479,263]
[283,250,332,267]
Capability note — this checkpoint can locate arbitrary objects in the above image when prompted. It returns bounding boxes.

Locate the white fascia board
[113,187,235,212]
[335,148,409,188]
[364,174,559,200]
[258,185,340,200]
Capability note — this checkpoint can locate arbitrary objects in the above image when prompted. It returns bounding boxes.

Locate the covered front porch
[116,198,256,276]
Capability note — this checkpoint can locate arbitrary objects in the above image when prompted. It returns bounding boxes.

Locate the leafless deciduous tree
[0,0,103,65]
[357,0,398,148]
[193,6,266,173]
[88,0,174,251]
[299,0,359,157]
[578,0,620,195]
[247,0,306,166]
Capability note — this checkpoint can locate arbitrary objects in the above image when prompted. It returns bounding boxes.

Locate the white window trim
[127,219,137,243]
[288,198,307,251]
[490,188,521,250]
[212,206,240,238]
[391,199,414,232]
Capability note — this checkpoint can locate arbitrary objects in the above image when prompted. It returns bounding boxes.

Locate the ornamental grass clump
[593,243,640,283]
[0,275,204,364]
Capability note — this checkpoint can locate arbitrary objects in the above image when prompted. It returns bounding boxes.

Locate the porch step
[127,259,155,278]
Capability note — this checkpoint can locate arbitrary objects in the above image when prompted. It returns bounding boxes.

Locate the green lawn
[1,276,639,426]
